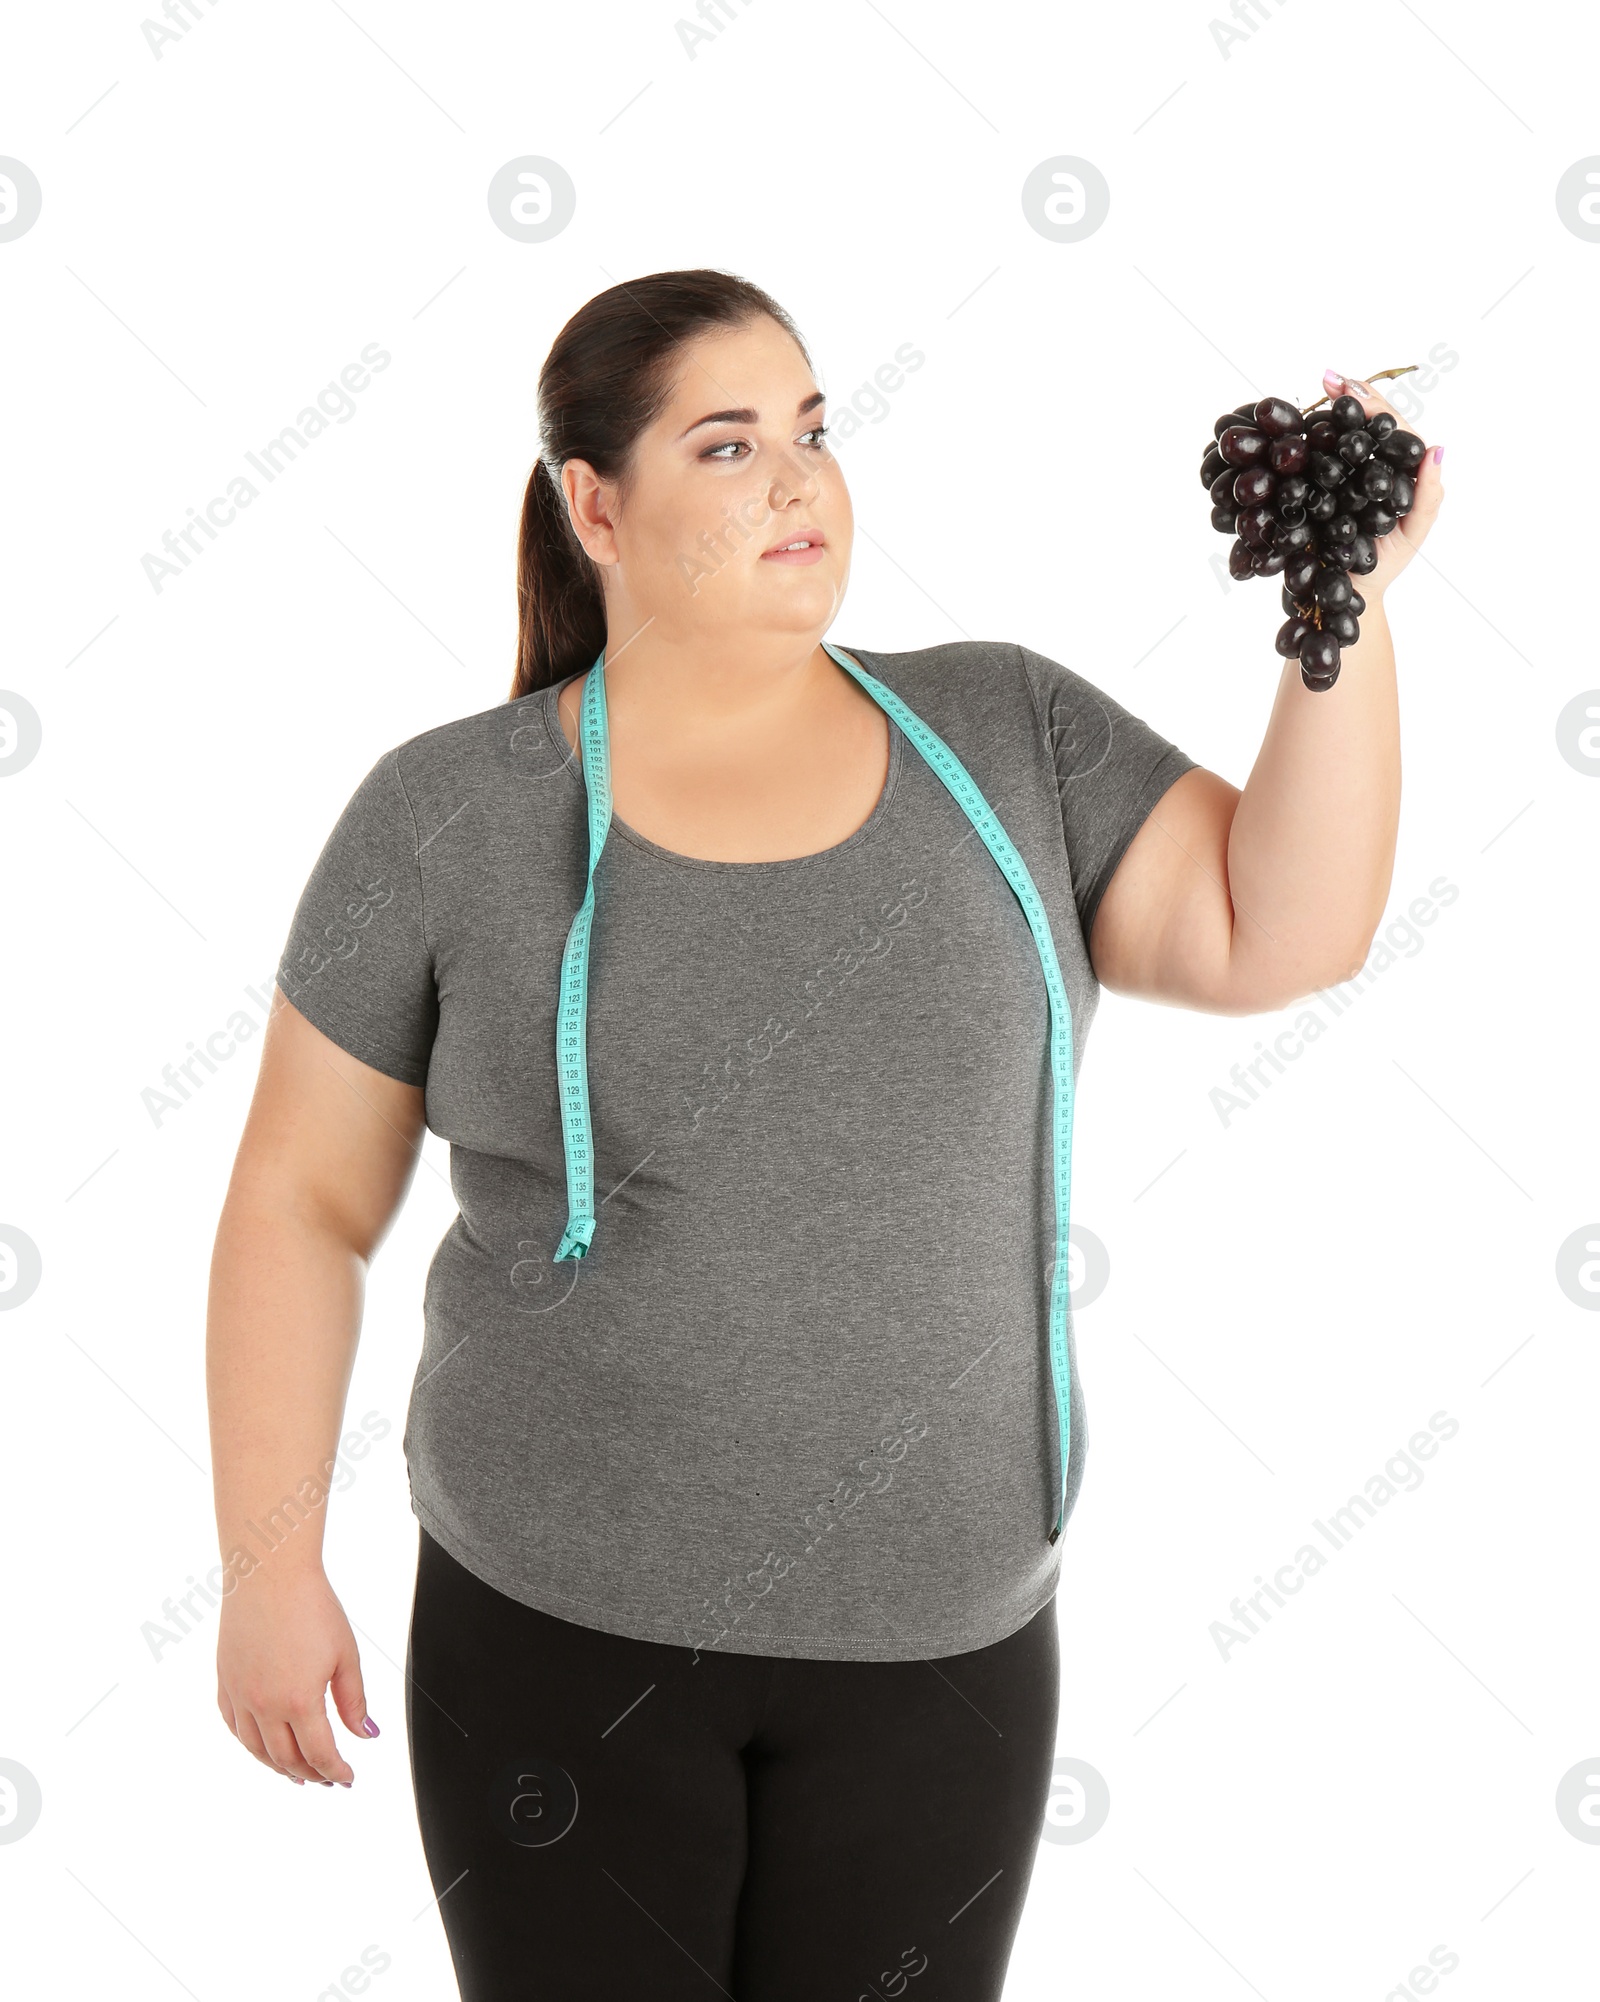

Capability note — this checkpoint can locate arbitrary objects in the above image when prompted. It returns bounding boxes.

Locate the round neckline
[538,654,905,873]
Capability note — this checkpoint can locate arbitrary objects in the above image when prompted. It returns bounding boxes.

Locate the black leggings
[405,1527,1061,2000]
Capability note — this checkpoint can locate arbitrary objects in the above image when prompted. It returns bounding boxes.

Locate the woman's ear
[561,459,619,568]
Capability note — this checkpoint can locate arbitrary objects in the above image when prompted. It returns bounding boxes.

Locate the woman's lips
[759,537,826,565]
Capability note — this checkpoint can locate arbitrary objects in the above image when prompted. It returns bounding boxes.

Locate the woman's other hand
[215,1563,377,1786]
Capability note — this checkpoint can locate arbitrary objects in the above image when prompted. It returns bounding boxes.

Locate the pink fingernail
[361,1717,381,1739]
[1431,445,1445,464]
[1323,368,1345,389]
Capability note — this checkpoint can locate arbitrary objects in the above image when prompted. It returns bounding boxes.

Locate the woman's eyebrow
[676,390,826,441]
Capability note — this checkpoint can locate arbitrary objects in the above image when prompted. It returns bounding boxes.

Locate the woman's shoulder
[840,636,1028,704]
[841,635,1024,679]
[837,636,1102,740]
[367,686,575,799]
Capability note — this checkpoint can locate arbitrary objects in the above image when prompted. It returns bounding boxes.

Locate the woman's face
[565,314,853,652]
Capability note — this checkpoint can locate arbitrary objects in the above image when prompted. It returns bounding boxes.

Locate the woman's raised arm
[1090,370,1446,1016]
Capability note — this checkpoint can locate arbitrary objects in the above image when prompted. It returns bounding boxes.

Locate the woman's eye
[703,423,830,462]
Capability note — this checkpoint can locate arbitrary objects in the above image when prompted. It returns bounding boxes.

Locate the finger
[286,1702,356,1787]
[236,1709,306,1784]
[1397,444,1445,551]
[328,1642,375,1746]
[260,1714,331,1785]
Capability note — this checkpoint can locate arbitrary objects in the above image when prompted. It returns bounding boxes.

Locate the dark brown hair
[512,268,811,700]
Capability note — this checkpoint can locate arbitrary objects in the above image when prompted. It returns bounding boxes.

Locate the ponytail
[513,454,605,701]
[509,268,811,700]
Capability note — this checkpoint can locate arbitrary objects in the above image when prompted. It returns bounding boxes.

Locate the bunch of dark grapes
[1200,391,1425,691]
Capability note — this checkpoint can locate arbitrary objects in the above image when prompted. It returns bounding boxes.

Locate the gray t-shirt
[276,638,1197,1661]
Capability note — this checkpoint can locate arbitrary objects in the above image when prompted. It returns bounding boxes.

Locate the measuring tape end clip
[554,1217,596,1262]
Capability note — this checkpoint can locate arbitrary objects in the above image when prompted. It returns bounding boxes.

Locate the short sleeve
[275,746,438,1086]
[1018,642,1200,944]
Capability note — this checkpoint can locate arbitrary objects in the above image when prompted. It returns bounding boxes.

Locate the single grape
[1255,544,1289,575]
[1346,533,1378,573]
[1233,401,1260,418]
[1276,473,1311,508]
[1366,411,1397,441]
[1214,413,1241,441]
[1358,501,1398,537]
[1388,471,1415,514]
[1237,502,1278,546]
[1229,539,1255,580]
[1211,469,1238,506]
[1269,434,1310,476]
[1284,550,1320,595]
[1301,663,1340,692]
[1330,393,1367,430]
[1337,429,1374,467]
[1358,460,1395,502]
[1328,512,1361,544]
[1253,396,1305,438]
[1306,417,1340,452]
[1305,488,1339,522]
[1301,628,1341,674]
[1326,609,1360,644]
[1211,504,1240,534]
[1278,502,1308,529]
[1309,451,1349,490]
[1349,589,1366,616]
[1276,616,1312,656]
[1315,568,1353,610]
[1233,466,1276,505]
[1219,426,1270,467]
[1201,448,1228,487]
[1323,543,1355,570]
[1376,429,1426,470]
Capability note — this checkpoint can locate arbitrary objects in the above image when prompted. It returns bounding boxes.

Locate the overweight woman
[206,268,1443,1999]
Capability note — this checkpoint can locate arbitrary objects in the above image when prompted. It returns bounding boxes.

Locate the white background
[3,0,1596,1996]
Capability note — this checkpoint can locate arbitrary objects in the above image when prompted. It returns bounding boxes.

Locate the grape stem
[1299,364,1418,418]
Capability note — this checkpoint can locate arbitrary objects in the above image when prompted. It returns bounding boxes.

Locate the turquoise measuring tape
[552,642,1078,1544]
[550,648,614,1261]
